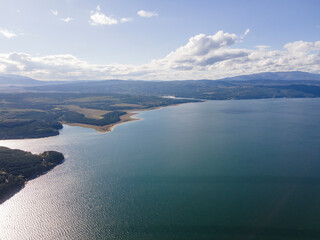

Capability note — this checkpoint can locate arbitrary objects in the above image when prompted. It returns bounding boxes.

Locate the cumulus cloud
[90,5,118,25]
[155,31,247,69]
[176,31,238,55]
[0,30,319,80]
[61,17,73,23]
[0,29,17,39]
[50,9,58,16]
[137,10,158,18]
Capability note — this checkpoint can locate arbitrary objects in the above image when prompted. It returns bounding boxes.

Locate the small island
[0,147,64,204]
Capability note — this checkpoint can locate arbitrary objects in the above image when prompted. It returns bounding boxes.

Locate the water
[1,98,320,239]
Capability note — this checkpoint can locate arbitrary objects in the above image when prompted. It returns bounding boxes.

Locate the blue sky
[0,0,319,80]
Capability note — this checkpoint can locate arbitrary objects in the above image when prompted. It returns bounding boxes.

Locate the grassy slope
[0,93,198,139]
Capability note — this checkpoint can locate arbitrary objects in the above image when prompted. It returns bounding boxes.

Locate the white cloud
[0,29,17,39]
[137,10,158,18]
[284,40,320,52]
[51,9,58,16]
[90,5,118,25]
[120,17,132,23]
[156,31,245,69]
[0,31,319,80]
[61,17,73,23]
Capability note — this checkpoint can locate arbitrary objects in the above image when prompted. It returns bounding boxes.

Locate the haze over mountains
[220,71,320,81]
[0,74,65,86]
[0,74,41,86]
[1,71,320,87]
[1,71,320,100]
[0,71,320,86]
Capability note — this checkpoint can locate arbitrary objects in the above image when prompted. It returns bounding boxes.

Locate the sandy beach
[61,104,180,133]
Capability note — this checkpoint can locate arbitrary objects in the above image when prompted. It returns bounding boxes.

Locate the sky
[0,0,319,81]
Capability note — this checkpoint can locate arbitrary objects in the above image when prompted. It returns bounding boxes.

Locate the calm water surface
[1,98,320,239]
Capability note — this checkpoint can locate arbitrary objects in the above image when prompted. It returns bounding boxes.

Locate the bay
[1,98,320,239]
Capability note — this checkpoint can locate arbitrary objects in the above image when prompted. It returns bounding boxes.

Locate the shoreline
[0,149,65,204]
[0,104,186,204]
[62,111,140,133]
[62,104,181,133]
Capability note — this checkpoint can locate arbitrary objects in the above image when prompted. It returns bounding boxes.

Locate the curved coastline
[62,111,141,133]
[60,105,175,133]
[0,103,185,204]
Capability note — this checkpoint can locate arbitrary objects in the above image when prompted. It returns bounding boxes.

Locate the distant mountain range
[1,71,320,87]
[0,74,42,85]
[0,74,66,86]
[1,71,320,102]
[220,71,320,81]
[1,71,320,100]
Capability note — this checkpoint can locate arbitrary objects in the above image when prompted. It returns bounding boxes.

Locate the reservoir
[1,98,320,239]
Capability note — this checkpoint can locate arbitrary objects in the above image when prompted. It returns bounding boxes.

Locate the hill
[0,74,42,85]
[0,147,64,203]
[23,71,320,100]
[0,74,68,86]
[220,71,320,81]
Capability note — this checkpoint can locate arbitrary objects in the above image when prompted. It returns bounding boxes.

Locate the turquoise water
[1,98,320,239]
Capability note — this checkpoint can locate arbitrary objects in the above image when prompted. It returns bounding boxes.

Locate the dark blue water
[1,98,320,239]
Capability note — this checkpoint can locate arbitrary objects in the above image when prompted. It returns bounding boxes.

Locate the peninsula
[0,147,64,203]
[0,92,199,140]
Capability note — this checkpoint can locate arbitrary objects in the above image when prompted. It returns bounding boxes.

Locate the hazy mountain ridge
[1,71,320,86]
[0,74,41,85]
[0,74,69,86]
[1,71,320,100]
[220,71,320,81]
